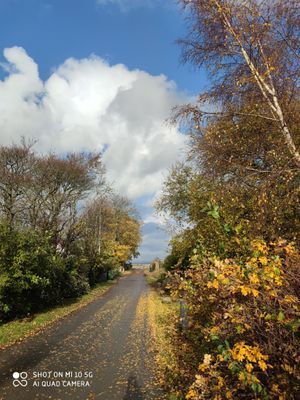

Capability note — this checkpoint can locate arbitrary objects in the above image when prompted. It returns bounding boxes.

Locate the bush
[163,254,180,271]
[0,226,97,321]
[0,223,128,322]
[0,225,67,321]
[61,255,90,297]
[124,262,133,271]
[100,256,121,280]
[168,240,300,399]
[87,258,107,287]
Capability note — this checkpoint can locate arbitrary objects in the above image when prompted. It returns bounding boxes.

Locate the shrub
[100,256,121,280]
[0,225,66,321]
[87,258,107,287]
[61,255,90,297]
[169,240,299,399]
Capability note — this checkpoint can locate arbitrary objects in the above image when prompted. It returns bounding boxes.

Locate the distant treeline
[0,141,141,321]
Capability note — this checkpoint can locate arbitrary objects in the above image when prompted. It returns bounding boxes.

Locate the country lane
[0,269,165,400]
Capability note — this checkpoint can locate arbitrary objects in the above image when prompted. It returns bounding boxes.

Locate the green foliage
[0,143,142,322]
[163,254,180,271]
[61,257,91,299]
[0,225,65,320]
[0,225,111,321]
[108,268,121,280]
[101,255,121,280]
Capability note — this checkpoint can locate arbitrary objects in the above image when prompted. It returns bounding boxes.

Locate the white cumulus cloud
[0,46,189,262]
[0,46,187,200]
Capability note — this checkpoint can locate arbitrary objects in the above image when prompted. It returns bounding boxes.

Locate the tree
[80,192,141,282]
[0,141,35,229]
[178,0,300,166]
[159,0,300,253]
[24,152,104,248]
[0,141,142,320]
[111,194,141,259]
[81,195,116,260]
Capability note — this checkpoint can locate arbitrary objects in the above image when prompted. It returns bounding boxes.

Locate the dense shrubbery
[0,226,65,320]
[0,225,109,321]
[169,240,300,399]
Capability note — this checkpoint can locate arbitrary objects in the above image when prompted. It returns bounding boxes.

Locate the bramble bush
[169,240,299,399]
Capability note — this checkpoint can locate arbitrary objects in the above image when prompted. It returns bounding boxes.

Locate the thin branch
[198,110,279,122]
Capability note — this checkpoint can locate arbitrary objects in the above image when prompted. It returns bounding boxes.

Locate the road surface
[0,270,164,400]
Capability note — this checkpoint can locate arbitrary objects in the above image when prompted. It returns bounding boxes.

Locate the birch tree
[179,0,300,166]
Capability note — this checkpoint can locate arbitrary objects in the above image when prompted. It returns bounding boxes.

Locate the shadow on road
[123,375,143,400]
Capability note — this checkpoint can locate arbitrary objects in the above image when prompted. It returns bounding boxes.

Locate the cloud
[0,46,187,200]
[0,46,188,261]
[138,222,170,262]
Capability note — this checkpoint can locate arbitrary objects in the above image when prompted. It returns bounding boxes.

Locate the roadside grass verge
[0,279,117,349]
[146,290,183,400]
[144,268,166,286]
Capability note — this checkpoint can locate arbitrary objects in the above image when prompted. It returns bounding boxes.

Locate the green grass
[0,280,115,348]
[144,269,166,286]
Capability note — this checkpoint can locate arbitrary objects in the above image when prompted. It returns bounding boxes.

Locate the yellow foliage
[249,273,259,284]
[239,286,259,297]
[114,244,131,263]
[240,285,251,296]
[259,256,268,265]
[250,239,268,255]
[231,342,268,364]
[207,279,219,289]
[186,389,198,399]
[163,240,300,399]
[258,360,268,372]
[245,363,253,373]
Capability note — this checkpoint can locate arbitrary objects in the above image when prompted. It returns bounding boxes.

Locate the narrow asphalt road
[0,270,164,400]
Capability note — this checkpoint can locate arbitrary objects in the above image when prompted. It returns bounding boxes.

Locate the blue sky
[0,0,208,262]
[0,0,207,92]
